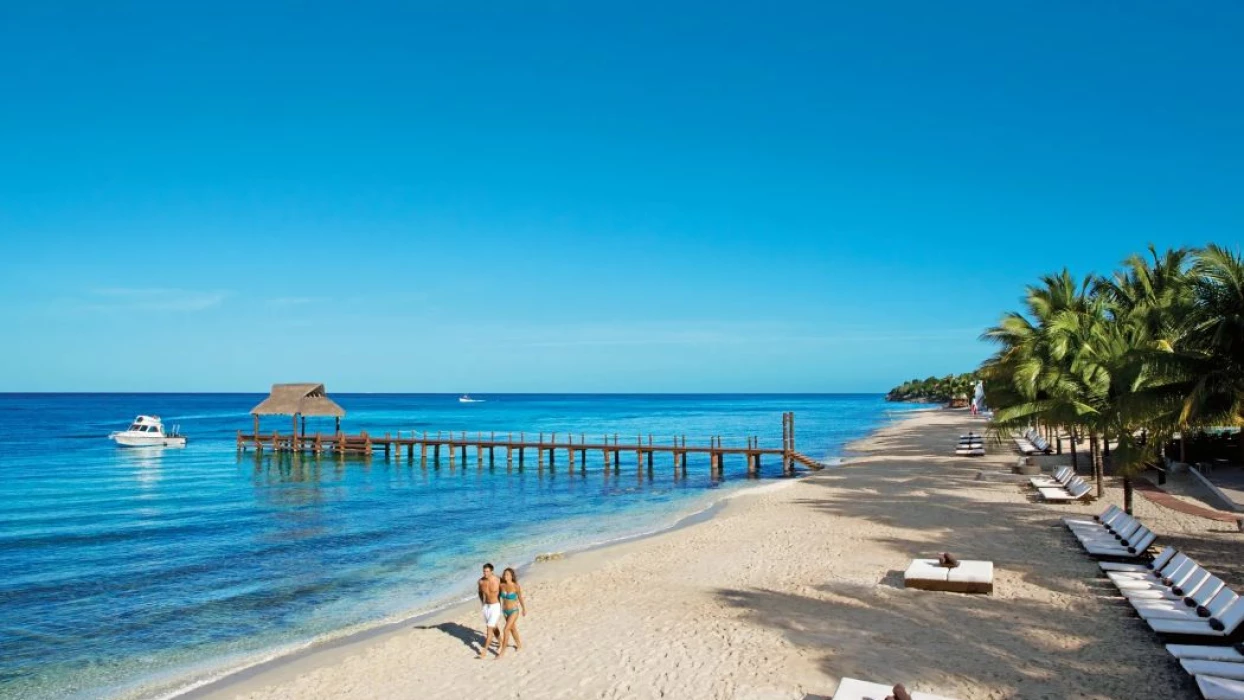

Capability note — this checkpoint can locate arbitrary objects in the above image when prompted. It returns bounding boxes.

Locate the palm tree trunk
[1069,428,1079,471]
[1123,476,1134,515]
[1090,434,1104,498]
[1104,436,1111,458]
[1056,425,1062,455]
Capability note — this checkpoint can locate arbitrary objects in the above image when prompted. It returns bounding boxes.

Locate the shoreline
[171,411,943,700]
[189,406,1244,699]
[133,410,929,700]
[165,493,747,700]
[152,477,823,700]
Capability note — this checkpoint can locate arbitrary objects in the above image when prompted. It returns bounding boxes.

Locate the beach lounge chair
[1038,478,1094,502]
[1167,644,1244,663]
[1099,546,1177,575]
[831,677,960,700]
[1109,557,1201,595]
[1014,429,1054,455]
[1182,659,1244,682]
[1133,588,1239,623]
[1080,527,1157,558]
[1031,466,1074,489]
[1105,552,1191,585]
[1145,596,1244,639]
[1067,513,1141,545]
[955,435,985,456]
[1063,505,1129,536]
[1196,675,1244,700]
[1013,437,1041,455]
[1125,570,1223,605]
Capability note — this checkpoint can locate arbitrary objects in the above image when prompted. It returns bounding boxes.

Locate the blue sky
[2,2,1241,392]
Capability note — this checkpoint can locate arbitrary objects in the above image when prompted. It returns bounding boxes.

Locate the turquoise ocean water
[0,393,928,699]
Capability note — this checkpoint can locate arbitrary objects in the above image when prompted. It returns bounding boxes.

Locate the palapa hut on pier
[250,383,346,436]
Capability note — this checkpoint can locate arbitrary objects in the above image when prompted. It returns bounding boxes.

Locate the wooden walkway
[1135,479,1244,530]
[238,412,824,476]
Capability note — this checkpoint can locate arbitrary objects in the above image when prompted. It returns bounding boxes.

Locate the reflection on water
[118,445,168,492]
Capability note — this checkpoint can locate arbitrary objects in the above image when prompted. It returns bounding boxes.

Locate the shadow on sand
[413,622,484,652]
[715,411,1215,698]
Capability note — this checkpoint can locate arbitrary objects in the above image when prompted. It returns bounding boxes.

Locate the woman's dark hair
[501,567,518,583]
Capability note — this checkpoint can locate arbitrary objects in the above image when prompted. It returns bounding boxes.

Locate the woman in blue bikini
[496,567,526,658]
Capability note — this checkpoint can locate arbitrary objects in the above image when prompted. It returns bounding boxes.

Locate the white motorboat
[458,395,484,403]
[109,415,187,447]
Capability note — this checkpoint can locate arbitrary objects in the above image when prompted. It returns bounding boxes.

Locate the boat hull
[111,434,187,448]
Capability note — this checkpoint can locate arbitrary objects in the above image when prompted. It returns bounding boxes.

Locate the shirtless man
[477,563,502,658]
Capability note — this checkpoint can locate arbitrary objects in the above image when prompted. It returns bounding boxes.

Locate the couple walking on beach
[477,563,526,659]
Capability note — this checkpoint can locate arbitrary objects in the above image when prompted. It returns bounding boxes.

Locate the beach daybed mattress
[832,677,960,700]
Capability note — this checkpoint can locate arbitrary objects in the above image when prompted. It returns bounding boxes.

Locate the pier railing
[237,412,821,476]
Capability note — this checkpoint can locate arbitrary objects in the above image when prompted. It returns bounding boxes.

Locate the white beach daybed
[832,677,960,700]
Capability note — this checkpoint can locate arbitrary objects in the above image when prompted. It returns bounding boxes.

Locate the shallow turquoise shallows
[0,393,928,699]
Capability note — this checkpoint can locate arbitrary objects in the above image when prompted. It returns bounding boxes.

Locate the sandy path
[192,409,1242,699]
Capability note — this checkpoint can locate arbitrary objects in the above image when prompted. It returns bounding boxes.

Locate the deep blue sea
[0,393,928,699]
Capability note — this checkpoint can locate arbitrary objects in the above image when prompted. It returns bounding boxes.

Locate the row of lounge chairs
[1014,428,1053,455]
[1028,466,1094,503]
[1065,505,1244,698]
[955,433,984,457]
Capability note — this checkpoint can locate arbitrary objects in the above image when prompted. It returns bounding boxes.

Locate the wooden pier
[238,412,824,477]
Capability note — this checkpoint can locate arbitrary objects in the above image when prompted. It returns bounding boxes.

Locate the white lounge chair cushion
[1147,598,1244,636]
[1184,659,1244,681]
[1168,644,1244,662]
[1100,549,1178,576]
[1198,675,1244,700]
[1112,559,1199,592]
[1083,530,1156,557]
[832,677,960,700]
[1133,588,1236,621]
[1126,573,1221,605]
[1109,549,1184,576]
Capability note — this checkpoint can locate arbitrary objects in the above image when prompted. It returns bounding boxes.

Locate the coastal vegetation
[979,244,1244,512]
[885,373,978,404]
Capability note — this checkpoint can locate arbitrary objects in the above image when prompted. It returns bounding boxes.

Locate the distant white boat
[109,415,187,447]
[458,395,484,404]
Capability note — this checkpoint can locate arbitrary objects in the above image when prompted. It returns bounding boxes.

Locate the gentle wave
[0,393,924,700]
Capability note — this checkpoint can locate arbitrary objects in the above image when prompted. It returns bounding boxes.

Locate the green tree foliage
[979,244,1244,512]
[886,373,978,404]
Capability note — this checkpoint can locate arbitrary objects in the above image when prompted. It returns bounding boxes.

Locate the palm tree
[979,244,1242,515]
[981,271,1099,484]
[1092,246,1195,512]
[1186,245,1244,434]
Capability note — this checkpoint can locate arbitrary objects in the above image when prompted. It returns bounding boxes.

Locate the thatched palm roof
[250,383,345,417]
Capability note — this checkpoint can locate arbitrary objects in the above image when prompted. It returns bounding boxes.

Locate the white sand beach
[191,409,1244,699]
